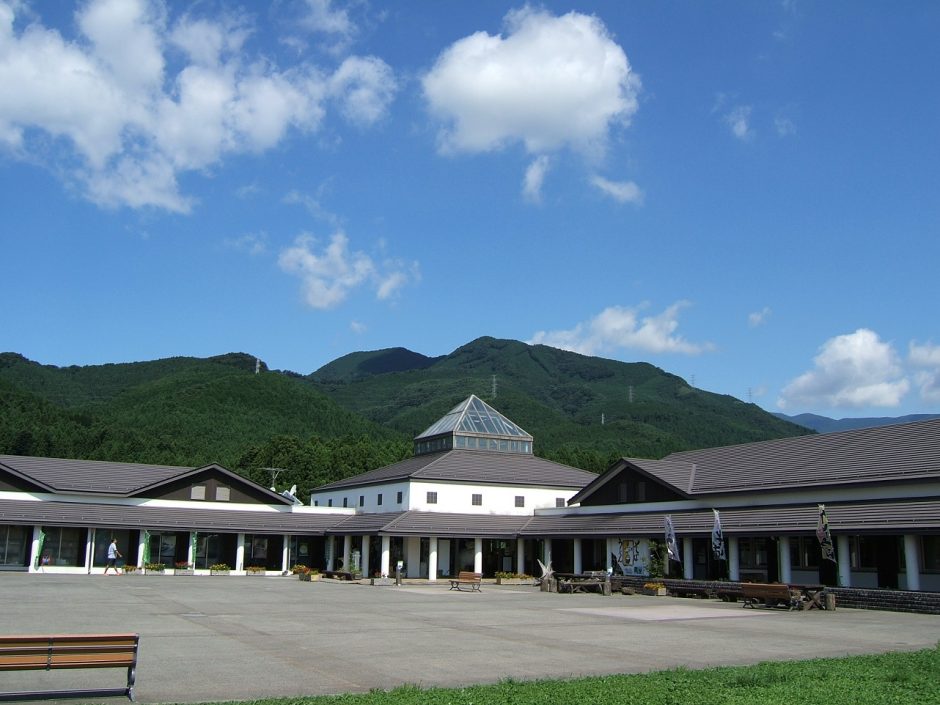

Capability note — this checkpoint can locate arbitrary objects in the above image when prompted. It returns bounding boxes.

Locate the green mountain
[309,337,811,468]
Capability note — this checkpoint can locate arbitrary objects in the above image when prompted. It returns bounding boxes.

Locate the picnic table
[555,572,612,596]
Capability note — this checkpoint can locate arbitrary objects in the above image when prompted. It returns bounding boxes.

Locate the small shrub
[144,562,165,572]
[209,563,230,571]
[246,565,266,573]
[291,564,311,575]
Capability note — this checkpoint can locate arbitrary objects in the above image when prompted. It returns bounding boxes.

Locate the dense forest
[0,339,811,501]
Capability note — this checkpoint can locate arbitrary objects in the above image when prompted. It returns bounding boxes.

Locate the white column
[30,525,43,573]
[428,537,438,582]
[683,537,694,580]
[137,532,146,569]
[573,538,583,574]
[236,534,246,571]
[516,538,525,575]
[543,538,552,568]
[342,535,352,572]
[473,537,483,574]
[728,536,740,581]
[837,535,852,587]
[778,536,792,584]
[361,535,371,578]
[380,535,390,577]
[281,535,290,574]
[85,528,95,574]
[903,535,921,592]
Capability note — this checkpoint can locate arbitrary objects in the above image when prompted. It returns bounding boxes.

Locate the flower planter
[210,569,231,576]
[246,570,266,577]
[495,577,532,585]
[370,577,393,586]
[641,587,668,596]
[174,568,194,576]
[298,572,321,582]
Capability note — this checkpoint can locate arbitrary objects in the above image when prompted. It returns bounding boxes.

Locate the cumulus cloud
[529,302,714,357]
[778,329,910,410]
[350,320,367,334]
[590,175,643,204]
[748,306,772,327]
[725,105,754,141]
[0,0,396,212]
[422,7,640,158]
[278,232,418,309]
[522,155,550,202]
[909,341,940,403]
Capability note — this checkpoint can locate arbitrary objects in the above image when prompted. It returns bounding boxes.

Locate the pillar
[282,534,290,574]
[683,537,694,580]
[361,535,371,578]
[903,535,921,591]
[236,534,246,571]
[428,537,438,582]
[30,525,43,573]
[778,536,792,584]
[837,535,852,587]
[342,535,352,572]
[380,535,390,577]
[517,538,525,576]
[473,537,483,574]
[85,528,95,573]
[573,538,583,574]
[728,536,740,581]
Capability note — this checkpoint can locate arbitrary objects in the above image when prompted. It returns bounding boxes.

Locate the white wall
[409,481,573,515]
[310,482,410,513]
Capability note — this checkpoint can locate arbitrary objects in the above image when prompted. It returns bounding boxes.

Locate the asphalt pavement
[3,573,938,703]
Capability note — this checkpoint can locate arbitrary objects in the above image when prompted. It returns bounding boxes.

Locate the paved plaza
[3,574,939,704]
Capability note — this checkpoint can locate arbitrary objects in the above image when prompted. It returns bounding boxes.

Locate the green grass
[199,645,940,705]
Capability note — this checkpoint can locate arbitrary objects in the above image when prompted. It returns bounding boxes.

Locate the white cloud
[422,7,640,157]
[774,115,796,137]
[748,306,772,327]
[529,302,714,357]
[350,320,366,334]
[590,175,643,204]
[301,0,355,37]
[522,155,550,202]
[226,231,268,256]
[778,329,910,410]
[0,0,396,212]
[725,105,754,141]
[909,341,940,403]
[278,232,418,310]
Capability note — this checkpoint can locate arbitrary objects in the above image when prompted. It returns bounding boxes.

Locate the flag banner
[191,531,198,566]
[35,530,46,569]
[816,504,837,563]
[664,515,681,563]
[142,530,151,564]
[711,509,726,561]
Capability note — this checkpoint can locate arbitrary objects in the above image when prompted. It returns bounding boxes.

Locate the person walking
[104,538,123,575]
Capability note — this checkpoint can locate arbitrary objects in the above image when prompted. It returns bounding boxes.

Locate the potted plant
[210,563,231,576]
[495,571,533,585]
[174,561,194,576]
[642,581,668,596]
[246,565,266,576]
[144,562,165,574]
[123,564,139,575]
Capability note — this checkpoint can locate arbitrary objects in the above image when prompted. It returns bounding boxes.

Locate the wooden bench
[449,571,482,592]
[741,583,801,610]
[0,633,139,702]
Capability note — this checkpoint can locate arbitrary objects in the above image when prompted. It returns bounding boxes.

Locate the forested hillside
[1,339,810,499]
[310,337,811,471]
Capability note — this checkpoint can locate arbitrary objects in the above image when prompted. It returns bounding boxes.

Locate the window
[472,493,482,506]
[191,485,206,500]
[923,536,940,571]
[396,491,403,504]
[343,497,348,508]
[515,496,525,508]
[427,491,437,504]
[377,493,383,506]
[359,495,364,507]
[636,481,646,502]
[790,537,819,569]
[556,497,566,508]
[327,499,333,507]
[215,487,230,501]
[617,483,628,503]
[314,500,319,507]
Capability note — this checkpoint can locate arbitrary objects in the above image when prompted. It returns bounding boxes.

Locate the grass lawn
[212,644,940,705]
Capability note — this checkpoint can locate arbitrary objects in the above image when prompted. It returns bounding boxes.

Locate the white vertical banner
[664,515,680,564]
[711,509,726,561]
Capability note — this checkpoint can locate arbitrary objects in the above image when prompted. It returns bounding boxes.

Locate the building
[309,395,597,578]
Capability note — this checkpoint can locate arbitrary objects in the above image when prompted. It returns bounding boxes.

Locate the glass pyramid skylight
[414,395,533,456]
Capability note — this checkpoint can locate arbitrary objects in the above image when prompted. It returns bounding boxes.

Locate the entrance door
[874,536,900,589]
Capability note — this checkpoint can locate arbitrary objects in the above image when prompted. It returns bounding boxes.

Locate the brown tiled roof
[0,455,189,495]
[314,449,596,491]
[0,499,345,535]
[521,499,940,537]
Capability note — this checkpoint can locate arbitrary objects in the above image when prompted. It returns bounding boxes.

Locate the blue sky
[1,0,939,418]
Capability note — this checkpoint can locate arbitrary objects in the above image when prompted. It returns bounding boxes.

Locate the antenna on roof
[262,467,285,491]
